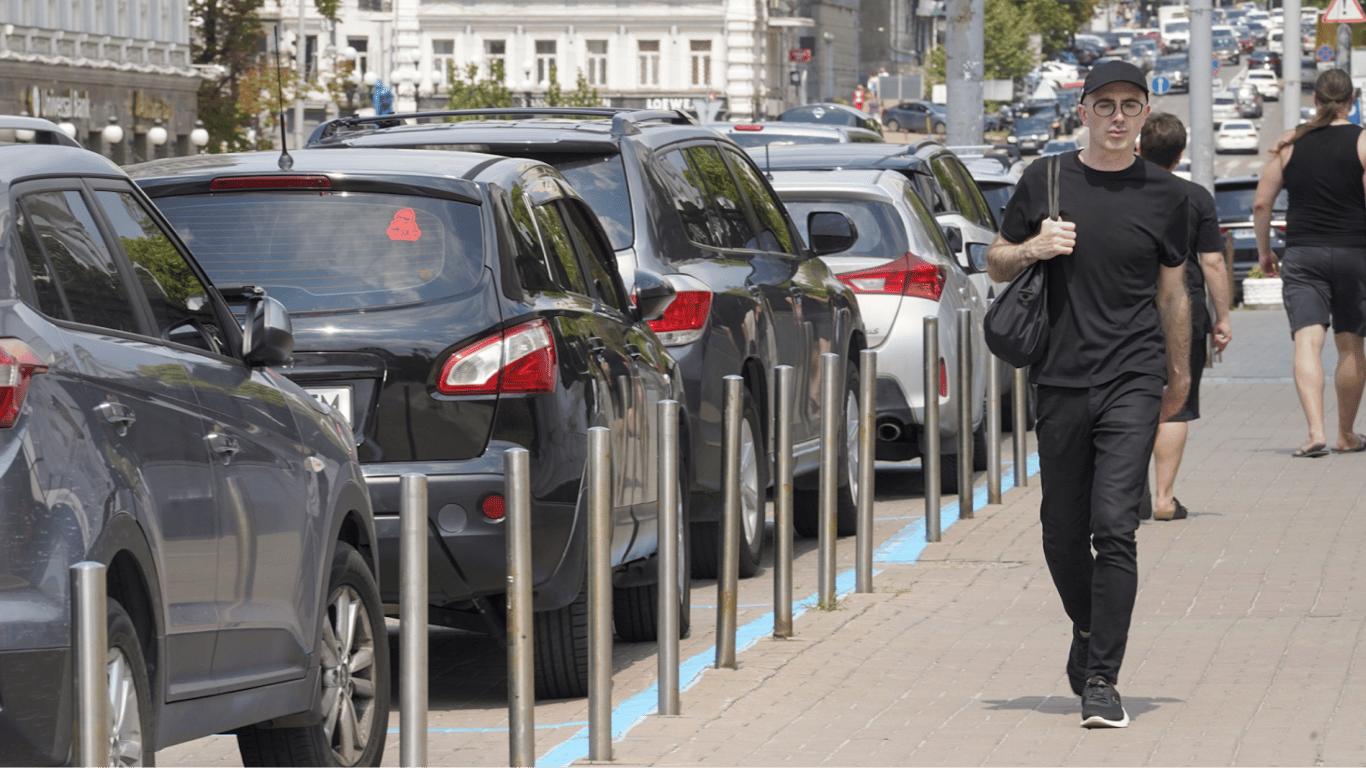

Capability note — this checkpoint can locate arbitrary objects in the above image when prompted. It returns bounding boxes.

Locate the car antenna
[273,26,294,171]
[764,143,773,180]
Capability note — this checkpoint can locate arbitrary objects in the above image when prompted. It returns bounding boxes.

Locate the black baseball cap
[1082,61,1149,99]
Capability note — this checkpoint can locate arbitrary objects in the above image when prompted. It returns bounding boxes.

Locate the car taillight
[209,175,332,191]
[837,254,946,301]
[437,318,557,396]
[732,124,765,131]
[0,340,49,429]
[648,290,712,346]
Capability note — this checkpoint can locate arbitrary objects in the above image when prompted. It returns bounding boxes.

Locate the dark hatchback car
[303,108,866,579]
[1,118,387,765]
[1009,116,1055,156]
[133,147,690,700]
[778,102,884,136]
[1214,175,1288,304]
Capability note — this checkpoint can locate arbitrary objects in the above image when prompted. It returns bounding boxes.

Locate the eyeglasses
[1085,99,1146,117]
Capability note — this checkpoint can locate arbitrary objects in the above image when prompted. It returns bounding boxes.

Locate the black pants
[1036,372,1163,686]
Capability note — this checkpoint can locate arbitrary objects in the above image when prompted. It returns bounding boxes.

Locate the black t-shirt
[1000,151,1190,388]
[1185,179,1223,338]
[1283,124,1366,248]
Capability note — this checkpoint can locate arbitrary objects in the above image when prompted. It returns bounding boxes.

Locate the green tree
[927,0,1034,95]
[444,61,515,112]
[1020,0,1081,57]
[191,0,265,153]
[544,67,602,107]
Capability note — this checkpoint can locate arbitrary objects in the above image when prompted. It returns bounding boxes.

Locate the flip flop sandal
[1155,499,1188,521]
[1332,433,1366,453]
[1293,444,1329,458]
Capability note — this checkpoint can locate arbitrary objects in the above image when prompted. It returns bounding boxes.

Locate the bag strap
[1047,153,1061,221]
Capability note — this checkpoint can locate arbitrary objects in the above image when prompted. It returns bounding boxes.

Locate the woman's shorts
[1281,245,1366,337]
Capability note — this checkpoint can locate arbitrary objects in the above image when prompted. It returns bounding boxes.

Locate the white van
[1270,28,1284,54]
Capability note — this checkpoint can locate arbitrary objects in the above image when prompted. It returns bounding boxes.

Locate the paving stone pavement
[159,308,1366,767]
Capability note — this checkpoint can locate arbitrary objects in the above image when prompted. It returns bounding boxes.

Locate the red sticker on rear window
[387,208,422,241]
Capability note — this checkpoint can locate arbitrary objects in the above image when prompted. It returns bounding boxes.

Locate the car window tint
[561,200,628,311]
[1216,185,1287,219]
[658,149,721,248]
[508,186,564,295]
[541,153,634,251]
[723,147,797,254]
[14,207,66,318]
[901,183,956,258]
[532,201,590,296]
[782,199,909,257]
[153,192,484,312]
[18,190,139,333]
[94,190,221,351]
[947,159,996,231]
[930,156,979,222]
[685,145,758,249]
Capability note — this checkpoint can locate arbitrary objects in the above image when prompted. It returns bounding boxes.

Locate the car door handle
[95,401,136,436]
[788,286,804,297]
[625,343,642,359]
[205,432,241,464]
[747,285,763,296]
[588,337,607,354]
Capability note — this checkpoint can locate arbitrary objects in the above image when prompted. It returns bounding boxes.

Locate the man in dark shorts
[1139,112,1233,521]
[986,61,1191,729]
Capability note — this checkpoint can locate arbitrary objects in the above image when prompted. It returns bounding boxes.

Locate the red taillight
[437,318,557,396]
[648,290,712,345]
[481,494,506,520]
[209,175,332,191]
[837,254,946,301]
[0,340,49,429]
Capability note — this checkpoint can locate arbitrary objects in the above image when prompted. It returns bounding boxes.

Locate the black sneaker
[1080,677,1129,728]
[1067,628,1090,696]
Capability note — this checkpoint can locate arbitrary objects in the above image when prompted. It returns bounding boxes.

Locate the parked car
[1009,116,1055,156]
[881,100,947,134]
[304,107,866,575]
[778,102,883,135]
[1215,175,1288,304]
[766,169,988,492]
[1041,139,1080,156]
[1214,119,1259,153]
[1244,69,1282,101]
[708,121,884,147]
[1153,54,1191,93]
[1,117,389,765]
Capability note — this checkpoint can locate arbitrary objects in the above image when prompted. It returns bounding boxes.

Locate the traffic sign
[1152,76,1171,95]
[1351,98,1362,125]
[1212,57,1220,74]
[788,48,811,63]
[1318,44,1336,62]
[1325,0,1366,23]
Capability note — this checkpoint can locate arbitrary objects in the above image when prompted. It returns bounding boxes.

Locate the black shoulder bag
[983,153,1059,369]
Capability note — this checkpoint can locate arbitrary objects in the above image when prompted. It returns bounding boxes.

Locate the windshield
[1157,56,1188,69]
[153,191,486,312]
[1168,21,1189,32]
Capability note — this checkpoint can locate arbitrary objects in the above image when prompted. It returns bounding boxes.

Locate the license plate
[307,386,353,426]
[1232,229,1256,240]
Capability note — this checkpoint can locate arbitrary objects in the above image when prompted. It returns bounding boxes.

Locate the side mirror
[968,243,990,273]
[633,270,677,322]
[243,295,295,366]
[942,225,964,256]
[807,211,858,256]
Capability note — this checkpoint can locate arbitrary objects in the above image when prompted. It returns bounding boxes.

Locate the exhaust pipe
[877,420,902,442]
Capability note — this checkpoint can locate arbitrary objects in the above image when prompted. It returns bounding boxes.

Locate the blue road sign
[1212,56,1221,73]
[1319,44,1336,62]
[1152,76,1172,95]
[1351,98,1362,125]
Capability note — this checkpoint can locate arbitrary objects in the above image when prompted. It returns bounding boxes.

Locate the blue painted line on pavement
[537,453,1041,766]
[393,721,588,734]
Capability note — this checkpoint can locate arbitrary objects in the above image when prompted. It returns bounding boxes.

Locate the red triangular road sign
[1325,0,1366,24]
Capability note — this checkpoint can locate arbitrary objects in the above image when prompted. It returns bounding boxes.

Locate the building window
[690,40,712,87]
[536,40,557,85]
[358,0,391,12]
[485,39,506,81]
[349,37,369,80]
[638,40,660,87]
[586,40,608,86]
[432,39,455,87]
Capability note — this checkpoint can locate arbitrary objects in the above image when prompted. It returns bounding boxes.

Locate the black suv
[0,117,387,765]
[305,108,865,577]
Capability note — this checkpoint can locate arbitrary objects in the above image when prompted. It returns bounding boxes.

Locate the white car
[1245,69,1282,101]
[1213,93,1241,121]
[1215,120,1260,154]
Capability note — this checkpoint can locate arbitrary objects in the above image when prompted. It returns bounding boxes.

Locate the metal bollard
[924,316,942,543]
[400,473,429,768]
[71,562,108,768]
[587,427,613,762]
[956,308,974,519]
[1013,366,1028,488]
[856,349,876,593]
[818,353,840,607]
[773,365,795,639]
[505,451,535,766]
[987,354,1002,505]
[717,376,742,669]
[657,399,681,715]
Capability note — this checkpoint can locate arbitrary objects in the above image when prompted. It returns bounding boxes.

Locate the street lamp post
[147,119,168,160]
[190,120,210,154]
[102,116,124,163]
[523,60,534,108]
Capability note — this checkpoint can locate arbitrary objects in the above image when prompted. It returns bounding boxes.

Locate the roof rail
[0,115,82,148]
[308,106,699,144]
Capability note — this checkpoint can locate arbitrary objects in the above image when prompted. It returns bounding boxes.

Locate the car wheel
[794,358,860,537]
[107,599,154,768]
[534,583,589,699]
[885,119,901,133]
[614,447,691,643]
[237,542,389,767]
[934,121,948,136]
[972,415,988,472]
[938,449,964,496]
[691,388,766,578]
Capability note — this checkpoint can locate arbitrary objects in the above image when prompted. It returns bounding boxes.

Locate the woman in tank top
[1254,68,1366,457]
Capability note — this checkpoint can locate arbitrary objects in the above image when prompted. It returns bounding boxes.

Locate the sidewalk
[159,308,1366,767]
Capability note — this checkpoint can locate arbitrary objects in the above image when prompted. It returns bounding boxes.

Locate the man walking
[1139,112,1234,521]
[986,61,1192,728]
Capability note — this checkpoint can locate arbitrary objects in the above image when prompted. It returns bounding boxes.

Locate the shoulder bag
[983,152,1059,369]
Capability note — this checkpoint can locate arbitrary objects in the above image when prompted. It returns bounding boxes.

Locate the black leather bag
[983,154,1059,369]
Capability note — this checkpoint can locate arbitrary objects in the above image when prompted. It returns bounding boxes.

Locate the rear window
[781,199,910,259]
[725,132,841,148]
[1215,185,1287,221]
[531,154,633,251]
[153,191,485,312]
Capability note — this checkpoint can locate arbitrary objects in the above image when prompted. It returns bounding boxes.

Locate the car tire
[106,598,155,768]
[934,121,948,137]
[885,119,902,133]
[614,450,692,643]
[794,358,861,537]
[237,542,390,767]
[938,449,964,496]
[691,388,766,578]
[972,416,988,472]
[534,581,590,699]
